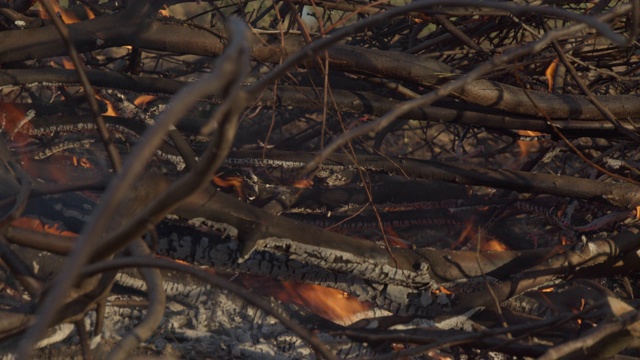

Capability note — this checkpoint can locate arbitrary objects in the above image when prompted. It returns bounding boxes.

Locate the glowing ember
[0,103,32,140]
[292,178,313,188]
[72,156,93,168]
[134,95,157,108]
[61,57,75,69]
[11,217,77,237]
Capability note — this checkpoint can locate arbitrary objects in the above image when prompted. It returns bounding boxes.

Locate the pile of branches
[1,0,640,358]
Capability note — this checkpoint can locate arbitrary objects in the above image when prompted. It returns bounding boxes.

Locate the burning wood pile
[1,0,640,358]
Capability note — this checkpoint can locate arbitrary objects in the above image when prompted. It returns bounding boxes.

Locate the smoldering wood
[2,1,640,358]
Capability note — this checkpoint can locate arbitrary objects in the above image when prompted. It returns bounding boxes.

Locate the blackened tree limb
[0,69,636,137]
[301,3,637,175]
[448,227,640,312]
[228,150,640,208]
[0,3,637,121]
[106,240,165,360]
[16,17,253,358]
[177,188,430,287]
[0,69,186,95]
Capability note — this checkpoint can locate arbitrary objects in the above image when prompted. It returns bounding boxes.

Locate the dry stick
[538,308,640,360]
[16,18,251,359]
[3,68,638,129]
[300,2,631,176]
[434,14,486,54]
[38,0,122,172]
[80,256,338,360]
[74,318,92,360]
[107,240,166,360]
[17,2,629,356]
[366,299,608,359]
[248,0,627,99]
[0,121,31,227]
[512,60,640,187]
[90,48,251,262]
[0,161,32,227]
[0,235,43,297]
[547,25,640,143]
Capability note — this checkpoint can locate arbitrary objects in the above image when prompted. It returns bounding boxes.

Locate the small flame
[159,6,170,17]
[516,130,543,159]
[432,286,453,295]
[480,238,509,251]
[95,95,117,116]
[545,58,560,92]
[573,298,586,325]
[134,95,157,108]
[213,175,244,198]
[39,0,95,24]
[61,57,75,69]
[84,5,95,20]
[453,217,476,248]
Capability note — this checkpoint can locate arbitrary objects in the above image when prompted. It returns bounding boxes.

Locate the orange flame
[480,238,509,251]
[432,286,453,295]
[134,95,157,108]
[454,217,476,248]
[277,282,370,322]
[213,175,244,198]
[545,58,560,92]
[516,130,543,159]
[95,95,117,116]
[39,0,95,24]
[159,6,170,17]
